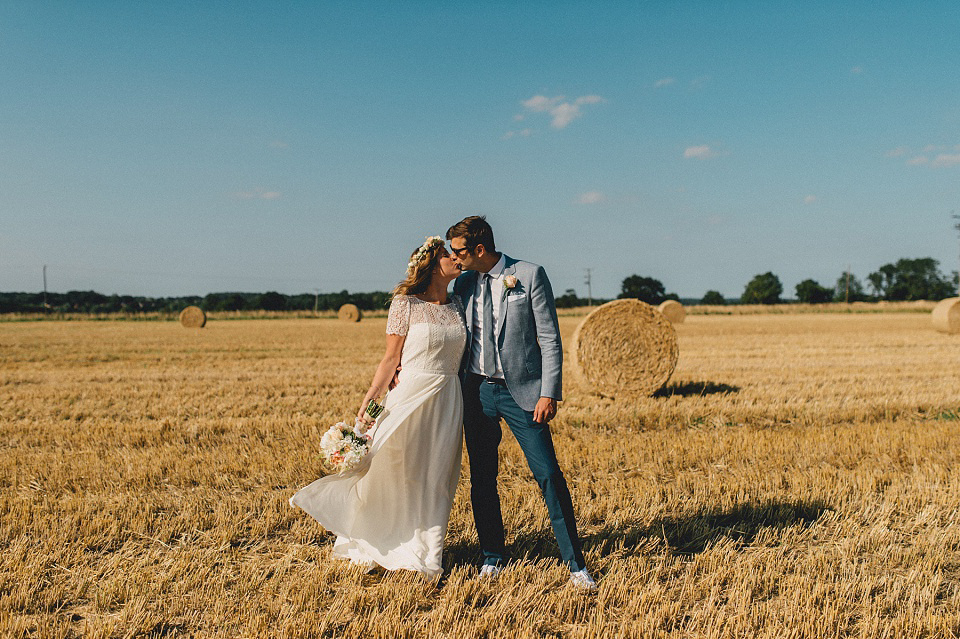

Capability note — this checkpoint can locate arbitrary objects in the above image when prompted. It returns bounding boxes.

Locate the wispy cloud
[690,76,711,89]
[519,94,605,129]
[653,76,708,90]
[575,191,607,205]
[889,144,960,167]
[932,153,960,167]
[851,66,864,74]
[270,141,289,149]
[803,195,817,205]
[234,190,282,200]
[502,129,532,140]
[684,145,719,160]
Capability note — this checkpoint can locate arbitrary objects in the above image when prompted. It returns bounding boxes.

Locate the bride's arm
[357,333,405,419]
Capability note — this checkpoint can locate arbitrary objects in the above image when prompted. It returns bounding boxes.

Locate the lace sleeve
[386,295,410,336]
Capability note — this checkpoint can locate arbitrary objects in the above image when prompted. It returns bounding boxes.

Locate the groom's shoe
[569,568,597,591]
[479,564,503,579]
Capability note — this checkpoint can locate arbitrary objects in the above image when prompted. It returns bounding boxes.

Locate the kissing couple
[291,215,595,590]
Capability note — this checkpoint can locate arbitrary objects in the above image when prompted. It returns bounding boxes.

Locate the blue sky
[3,1,960,300]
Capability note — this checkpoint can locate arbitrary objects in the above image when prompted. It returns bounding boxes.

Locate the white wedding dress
[290,295,466,579]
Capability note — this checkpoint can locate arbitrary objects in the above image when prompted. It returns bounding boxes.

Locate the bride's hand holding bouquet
[357,387,386,428]
[318,394,387,474]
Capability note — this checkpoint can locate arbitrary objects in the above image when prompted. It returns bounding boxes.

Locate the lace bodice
[386,295,466,375]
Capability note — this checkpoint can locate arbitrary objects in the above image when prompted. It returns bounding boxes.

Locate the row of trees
[556,277,676,307]
[615,257,958,306]
[3,256,955,314]
[0,290,393,315]
[740,257,958,305]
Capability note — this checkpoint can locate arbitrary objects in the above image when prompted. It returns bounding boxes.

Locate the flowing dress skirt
[290,368,463,579]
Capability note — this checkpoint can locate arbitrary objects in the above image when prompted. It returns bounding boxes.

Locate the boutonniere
[503,275,518,290]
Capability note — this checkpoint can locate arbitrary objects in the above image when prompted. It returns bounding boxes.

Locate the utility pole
[314,288,320,316]
[583,269,593,307]
[42,265,48,312]
[845,265,851,304]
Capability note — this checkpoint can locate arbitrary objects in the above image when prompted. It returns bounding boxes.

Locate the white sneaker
[479,564,503,579]
[569,568,597,590]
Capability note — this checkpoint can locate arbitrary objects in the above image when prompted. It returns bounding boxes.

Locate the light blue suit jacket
[453,254,563,412]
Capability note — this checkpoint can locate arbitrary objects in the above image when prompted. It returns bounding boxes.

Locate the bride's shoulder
[389,294,414,309]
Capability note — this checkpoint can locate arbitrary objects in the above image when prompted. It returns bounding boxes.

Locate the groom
[447,216,595,590]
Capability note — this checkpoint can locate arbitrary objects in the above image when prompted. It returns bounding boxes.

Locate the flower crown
[407,236,445,274]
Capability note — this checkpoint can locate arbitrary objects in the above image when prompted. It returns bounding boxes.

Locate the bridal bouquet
[319,398,386,473]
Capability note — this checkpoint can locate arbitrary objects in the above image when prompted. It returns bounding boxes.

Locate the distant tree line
[617,256,958,306]
[555,289,613,308]
[617,275,680,305]
[3,256,956,314]
[0,290,393,315]
[746,257,958,304]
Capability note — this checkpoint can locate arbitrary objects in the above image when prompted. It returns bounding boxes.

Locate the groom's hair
[446,215,496,254]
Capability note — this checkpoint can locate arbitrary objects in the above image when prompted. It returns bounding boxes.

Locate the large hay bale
[571,298,679,397]
[338,303,362,322]
[658,300,686,324]
[932,297,960,334]
[179,306,206,328]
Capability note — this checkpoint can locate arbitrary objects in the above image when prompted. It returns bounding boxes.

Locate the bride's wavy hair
[391,240,446,297]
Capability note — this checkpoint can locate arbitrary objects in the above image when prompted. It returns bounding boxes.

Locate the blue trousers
[462,373,586,571]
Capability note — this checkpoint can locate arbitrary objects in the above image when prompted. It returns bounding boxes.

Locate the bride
[290,236,466,579]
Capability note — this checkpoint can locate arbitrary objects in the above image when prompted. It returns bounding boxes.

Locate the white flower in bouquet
[342,446,364,469]
[318,397,387,473]
[319,419,374,473]
[320,425,345,451]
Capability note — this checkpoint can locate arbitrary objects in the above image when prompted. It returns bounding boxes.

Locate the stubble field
[2,311,960,638]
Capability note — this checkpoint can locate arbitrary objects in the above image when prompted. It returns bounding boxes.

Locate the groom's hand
[388,366,402,390]
[533,397,557,424]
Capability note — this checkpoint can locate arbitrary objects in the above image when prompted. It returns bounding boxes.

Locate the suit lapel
[495,256,515,338]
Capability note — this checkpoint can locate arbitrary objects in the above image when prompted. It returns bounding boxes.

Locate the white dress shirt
[469,254,505,378]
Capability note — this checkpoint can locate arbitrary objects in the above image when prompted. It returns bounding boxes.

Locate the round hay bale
[571,299,679,397]
[179,306,206,328]
[932,297,960,334]
[338,303,362,322]
[658,300,686,324]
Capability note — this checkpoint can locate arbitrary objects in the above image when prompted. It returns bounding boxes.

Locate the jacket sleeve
[529,265,562,401]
